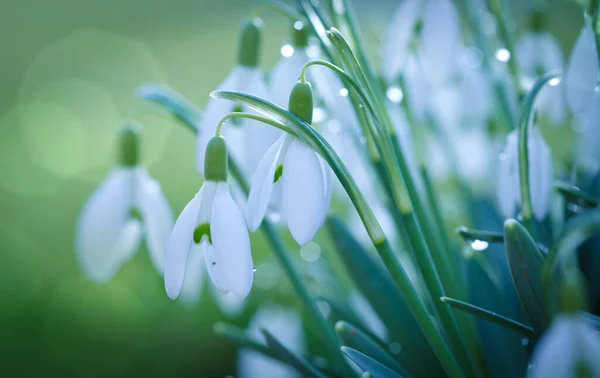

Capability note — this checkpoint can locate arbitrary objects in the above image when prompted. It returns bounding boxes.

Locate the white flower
[75,166,173,282]
[164,180,253,299]
[496,127,553,220]
[529,315,600,378]
[565,23,600,116]
[237,306,305,378]
[382,0,461,85]
[516,31,566,124]
[246,134,332,245]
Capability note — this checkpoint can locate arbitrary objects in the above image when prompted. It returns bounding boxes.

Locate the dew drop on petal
[386,86,404,103]
[280,44,294,58]
[252,266,257,272]
[495,48,511,63]
[300,242,321,262]
[548,77,561,87]
[470,239,489,251]
[388,342,402,355]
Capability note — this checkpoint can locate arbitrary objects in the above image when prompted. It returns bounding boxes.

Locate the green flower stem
[487,0,522,98]
[211,90,465,378]
[215,112,297,137]
[250,1,306,23]
[517,71,562,234]
[590,0,600,65]
[455,0,517,129]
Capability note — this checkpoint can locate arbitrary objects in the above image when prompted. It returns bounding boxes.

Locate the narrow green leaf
[341,347,404,378]
[319,297,383,344]
[503,218,548,333]
[440,297,535,338]
[136,83,201,130]
[260,326,327,378]
[326,216,444,377]
[213,322,283,363]
[456,227,504,244]
[335,321,409,377]
[555,181,598,208]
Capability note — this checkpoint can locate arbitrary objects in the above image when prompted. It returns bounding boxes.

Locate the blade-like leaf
[261,326,327,378]
[341,347,403,378]
[440,297,535,338]
[136,83,201,131]
[326,216,444,377]
[335,321,409,377]
[213,322,282,362]
[503,218,548,333]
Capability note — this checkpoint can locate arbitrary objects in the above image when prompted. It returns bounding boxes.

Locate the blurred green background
[0,0,585,377]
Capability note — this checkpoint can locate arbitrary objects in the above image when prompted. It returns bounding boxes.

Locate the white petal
[246,136,286,231]
[577,91,600,168]
[381,0,422,82]
[318,157,333,226]
[211,182,254,298]
[528,128,553,220]
[496,131,519,218]
[530,316,600,378]
[75,168,139,282]
[269,51,310,108]
[515,31,538,76]
[404,56,431,123]
[164,185,204,299]
[177,245,205,306]
[282,139,328,245]
[420,0,461,84]
[204,243,229,293]
[136,168,174,276]
[565,24,600,115]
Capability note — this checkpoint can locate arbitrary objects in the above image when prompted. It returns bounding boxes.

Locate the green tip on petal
[193,223,212,244]
[273,165,283,183]
[204,135,228,182]
[288,81,313,124]
[119,122,142,167]
[292,21,309,48]
[237,18,262,67]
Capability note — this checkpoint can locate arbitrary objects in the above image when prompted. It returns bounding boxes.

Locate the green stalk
[517,72,562,234]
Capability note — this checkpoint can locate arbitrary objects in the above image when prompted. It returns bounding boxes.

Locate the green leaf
[341,347,404,378]
[335,321,409,377]
[136,83,201,131]
[213,322,283,363]
[456,227,504,244]
[326,216,444,377]
[555,181,599,208]
[440,297,535,338]
[260,326,327,378]
[503,218,548,333]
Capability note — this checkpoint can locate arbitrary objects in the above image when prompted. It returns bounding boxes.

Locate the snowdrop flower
[516,31,566,124]
[75,124,173,282]
[196,18,280,178]
[246,81,332,245]
[165,135,254,299]
[382,0,461,85]
[269,22,311,107]
[565,22,600,116]
[237,306,305,378]
[496,127,553,220]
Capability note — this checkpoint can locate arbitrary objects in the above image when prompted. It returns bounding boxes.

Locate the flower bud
[204,135,228,182]
[237,18,262,68]
[288,80,313,124]
[119,122,141,167]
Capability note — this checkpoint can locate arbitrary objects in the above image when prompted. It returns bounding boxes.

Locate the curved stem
[517,71,561,233]
[216,112,297,137]
[250,2,306,23]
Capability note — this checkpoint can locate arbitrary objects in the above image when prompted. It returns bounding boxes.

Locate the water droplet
[301,242,321,262]
[252,266,257,272]
[267,211,281,223]
[521,337,529,346]
[280,44,294,58]
[339,88,349,97]
[316,300,331,318]
[388,342,402,355]
[595,84,600,93]
[495,48,511,63]
[470,239,489,251]
[498,152,507,161]
[386,86,404,103]
[293,21,303,30]
[567,203,584,214]
[548,77,561,87]
[358,136,367,144]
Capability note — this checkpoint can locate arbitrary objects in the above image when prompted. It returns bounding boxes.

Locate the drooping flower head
[75,123,174,282]
[196,18,280,179]
[496,127,553,220]
[165,135,254,299]
[246,80,332,245]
